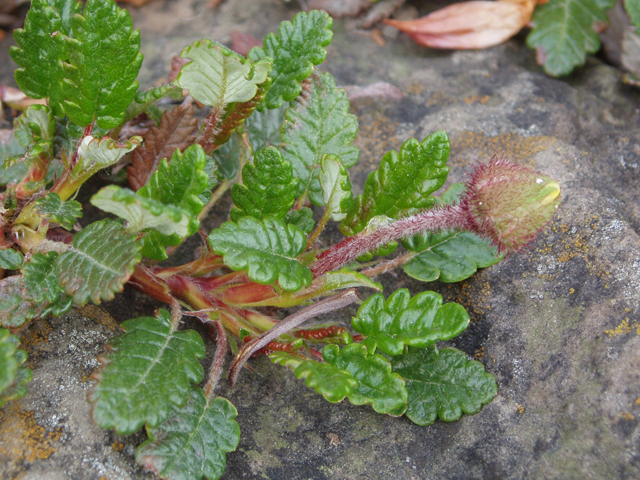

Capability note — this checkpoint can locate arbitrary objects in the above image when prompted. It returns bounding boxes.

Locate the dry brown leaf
[384,0,536,50]
[230,31,262,57]
[0,85,46,111]
[307,0,373,17]
[127,104,198,191]
[343,82,403,100]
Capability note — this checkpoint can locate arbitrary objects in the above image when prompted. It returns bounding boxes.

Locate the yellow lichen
[516,404,525,414]
[605,318,640,337]
[0,403,63,465]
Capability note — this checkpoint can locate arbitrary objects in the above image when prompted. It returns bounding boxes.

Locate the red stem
[310,204,472,278]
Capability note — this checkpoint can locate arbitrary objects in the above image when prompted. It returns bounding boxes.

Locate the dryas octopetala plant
[0,1,561,479]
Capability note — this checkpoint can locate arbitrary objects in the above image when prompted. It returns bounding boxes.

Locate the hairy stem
[228,289,360,386]
[204,320,228,400]
[360,250,417,278]
[311,204,471,277]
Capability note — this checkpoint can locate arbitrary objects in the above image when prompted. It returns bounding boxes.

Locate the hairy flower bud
[462,158,561,253]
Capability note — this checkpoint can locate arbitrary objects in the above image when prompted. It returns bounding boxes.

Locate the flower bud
[462,158,561,253]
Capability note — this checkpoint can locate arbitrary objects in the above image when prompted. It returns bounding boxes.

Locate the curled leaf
[384,0,536,49]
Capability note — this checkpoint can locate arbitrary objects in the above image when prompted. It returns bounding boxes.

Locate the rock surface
[1,0,640,479]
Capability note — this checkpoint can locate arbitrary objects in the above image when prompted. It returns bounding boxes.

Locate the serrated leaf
[89,309,206,435]
[294,359,358,403]
[0,249,24,270]
[400,183,503,283]
[249,10,333,109]
[127,105,198,191]
[123,84,182,126]
[281,72,359,205]
[212,133,241,181]
[199,155,219,205]
[341,132,450,236]
[73,135,141,180]
[526,0,616,77]
[245,103,286,152]
[0,133,28,186]
[55,219,142,305]
[176,39,271,108]
[10,0,82,117]
[0,328,32,406]
[0,328,20,393]
[322,344,407,414]
[390,346,497,426]
[137,144,209,260]
[627,0,640,29]
[269,351,304,369]
[230,147,299,221]
[61,0,143,128]
[33,192,82,230]
[136,389,240,480]
[22,252,72,311]
[208,217,312,292]
[352,289,469,356]
[283,207,314,234]
[319,154,353,221]
[0,276,36,327]
[402,231,503,283]
[14,105,55,147]
[91,186,192,236]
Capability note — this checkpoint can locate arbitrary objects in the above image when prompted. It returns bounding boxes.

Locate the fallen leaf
[343,82,403,100]
[116,0,156,6]
[0,86,46,111]
[384,0,536,49]
[307,0,373,17]
[230,31,262,57]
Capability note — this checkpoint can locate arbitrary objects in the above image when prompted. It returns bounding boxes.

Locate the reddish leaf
[198,86,266,154]
[384,0,535,50]
[127,104,197,191]
[230,31,262,57]
[167,55,189,84]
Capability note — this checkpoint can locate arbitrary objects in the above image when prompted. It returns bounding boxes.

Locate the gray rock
[1,0,639,479]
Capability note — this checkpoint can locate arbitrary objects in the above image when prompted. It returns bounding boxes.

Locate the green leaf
[402,231,503,283]
[627,0,640,29]
[526,0,616,77]
[352,289,469,356]
[136,389,240,480]
[14,105,55,147]
[61,0,143,128]
[22,252,73,315]
[244,103,286,152]
[0,276,37,328]
[400,182,503,283]
[294,359,358,403]
[249,10,334,109]
[283,207,314,234]
[269,351,304,369]
[323,344,407,415]
[10,0,82,117]
[33,192,82,230]
[390,346,497,426]
[123,84,182,125]
[73,135,141,180]
[0,133,28,186]
[137,144,209,260]
[0,328,32,407]
[91,186,192,236]
[55,219,142,305]
[319,154,353,221]
[0,249,24,270]
[176,39,271,109]
[89,309,206,435]
[280,72,359,204]
[212,133,241,181]
[230,147,299,221]
[340,132,450,236]
[208,217,312,292]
